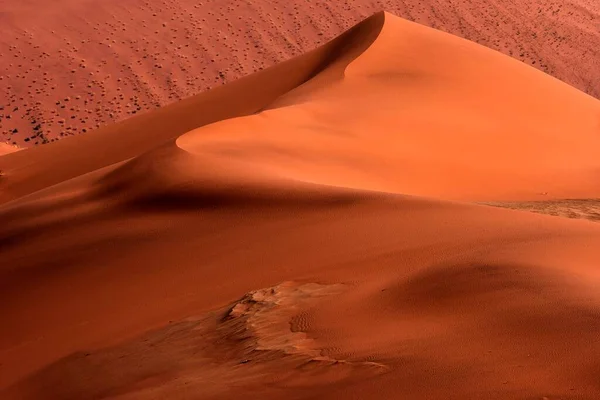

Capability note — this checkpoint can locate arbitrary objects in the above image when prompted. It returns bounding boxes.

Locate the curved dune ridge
[1,0,599,147]
[175,12,600,201]
[2,12,600,400]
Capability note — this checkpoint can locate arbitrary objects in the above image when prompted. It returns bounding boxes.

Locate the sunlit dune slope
[2,0,599,146]
[177,13,600,202]
[2,12,600,400]
[2,12,599,204]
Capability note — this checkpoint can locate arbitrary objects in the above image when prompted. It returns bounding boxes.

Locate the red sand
[2,11,600,400]
[1,0,599,147]
[0,143,20,156]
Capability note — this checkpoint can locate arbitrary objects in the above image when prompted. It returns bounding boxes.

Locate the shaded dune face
[308,265,600,399]
[2,11,600,400]
[6,270,600,399]
[0,12,385,205]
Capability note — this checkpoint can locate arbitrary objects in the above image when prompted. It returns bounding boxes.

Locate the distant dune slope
[2,12,599,204]
[2,12,600,400]
[0,14,384,204]
[1,0,599,146]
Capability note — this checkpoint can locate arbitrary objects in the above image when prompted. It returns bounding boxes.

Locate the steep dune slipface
[0,13,385,205]
[2,12,600,400]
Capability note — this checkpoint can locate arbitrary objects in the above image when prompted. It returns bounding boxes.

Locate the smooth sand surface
[2,11,600,400]
[1,0,598,146]
[0,143,20,156]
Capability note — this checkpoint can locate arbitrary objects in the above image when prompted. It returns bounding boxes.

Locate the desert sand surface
[2,11,600,400]
[483,199,600,223]
[1,0,599,147]
[0,142,20,156]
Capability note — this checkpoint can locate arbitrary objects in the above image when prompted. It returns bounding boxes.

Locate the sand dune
[1,0,599,146]
[2,11,600,400]
[176,14,600,201]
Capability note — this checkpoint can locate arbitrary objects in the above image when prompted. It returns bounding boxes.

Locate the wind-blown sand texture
[1,11,600,400]
[1,0,599,146]
[483,199,600,223]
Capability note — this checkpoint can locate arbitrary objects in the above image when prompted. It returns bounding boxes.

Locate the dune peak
[2,6,600,400]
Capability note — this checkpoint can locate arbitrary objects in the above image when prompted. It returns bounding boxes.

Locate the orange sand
[1,0,599,146]
[0,143,20,156]
[1,12,600,400]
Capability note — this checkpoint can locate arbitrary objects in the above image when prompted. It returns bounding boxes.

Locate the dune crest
[177,12,600,201]
[1,0,599,145]
[2,12,600,400]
